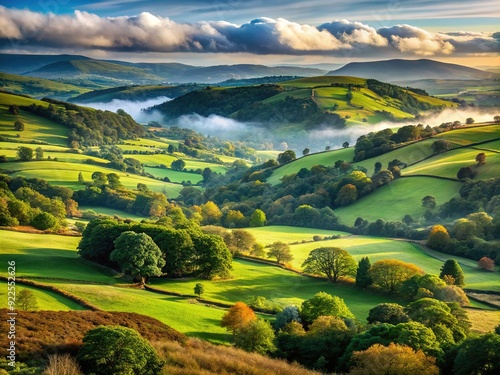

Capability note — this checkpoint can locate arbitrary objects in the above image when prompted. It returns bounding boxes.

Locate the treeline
[366,79,435,114]
[21,99,145,147]
[154,84,283,120]
[78,218,232,279]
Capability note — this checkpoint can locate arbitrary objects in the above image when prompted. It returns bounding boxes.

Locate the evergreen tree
[78,172,85,184]
[356,256,372,288]
[439,259,465,287]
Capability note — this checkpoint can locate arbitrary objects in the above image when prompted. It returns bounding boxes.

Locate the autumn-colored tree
[267,241,293,265]
[478,256,495,271]
[334,184,358,206]
[302,247,357,283]
[475,152,486,165]
[221,302,257,336]
[369,259,424,293]
[427,225,450,251]
[350,343,439,375]
[224,210,246,228]
[200,201,222,225]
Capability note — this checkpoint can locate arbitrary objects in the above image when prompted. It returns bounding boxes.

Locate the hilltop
[153,76,457,128]
[327,59,494,83]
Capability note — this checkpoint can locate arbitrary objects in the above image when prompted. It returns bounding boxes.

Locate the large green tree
[249,209,266,227]
[77,326,164,375]
[192,233,232,279]
[439,259,465,287]
[234,319,276,355]
[369,259,424,293]
[17,146,33,161]
[302,247,357,283]
[301,292,354,325]
[111,231,165,285]
[453,333,500,375]
[367,303,409,325]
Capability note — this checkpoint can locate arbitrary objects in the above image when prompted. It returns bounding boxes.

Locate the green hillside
[153,76,457,129]
[0,73,90,100]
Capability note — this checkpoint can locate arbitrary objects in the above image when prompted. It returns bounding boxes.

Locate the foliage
[77,326,164,375]
[17,290,38,311]
[17,146,34,161]
[234,319,276,354]
[220,302,256,335]
[355,257,373,288]
[267,241,293,264]
[194,283,204,298]
[200,201,222,225]
[431,140,451,154]
[110,231,165,284]
[171,159,186,171]
[369,259,424,293]
[300,292,354,325]
[453,333,500,375]
[277,150,297,165]
[439,259,465,286]
[427,225,451,251]
[274,305,301,330]
[249,209,266,227]
[367,303,409,325]
[301,247,357,282]
[478,256,495,271]
[476,152,486,165]
[350,343,439,375]
[30,212,58,230]
[14,120,25,131]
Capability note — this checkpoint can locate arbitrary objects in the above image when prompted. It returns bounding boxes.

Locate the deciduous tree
[367,303,409,325]
[267,241,293,264]
[301,292,354,325]
[369,259,423,293]
[453,333,500,375]
[111,231,165,285]
[350,343,438,375]
[478,256,495,271]
[17,289,38,311]
[302,247,357,283]
[475,152,486,165]
[221,302,256,335]
[427,225,450,251]
[249,209,266,227]
[17,146,33,161]
[194,283,204,298]
[234,319,276,354]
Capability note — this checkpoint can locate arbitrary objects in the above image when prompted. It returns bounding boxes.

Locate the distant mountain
[0,53,89,74]
[326,59,494,83]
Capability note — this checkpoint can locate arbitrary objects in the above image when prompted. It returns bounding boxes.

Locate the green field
[435,125,500,146]
[243,225,349,245]
[144,166,203,184]
[333,177,462,225]
[403,148,500,179]
[78,205,147,220]
[0,159,185,197]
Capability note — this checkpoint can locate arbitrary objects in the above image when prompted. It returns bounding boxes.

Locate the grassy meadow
[243,225,349,245]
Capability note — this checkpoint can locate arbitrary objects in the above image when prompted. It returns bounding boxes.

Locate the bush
[43,354,83,375]
[31,212,57,230]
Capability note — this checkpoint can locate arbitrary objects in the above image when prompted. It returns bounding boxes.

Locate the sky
[0,0,498,67]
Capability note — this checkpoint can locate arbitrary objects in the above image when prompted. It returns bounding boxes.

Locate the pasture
[243,225,349,245]
[435,124,500,146]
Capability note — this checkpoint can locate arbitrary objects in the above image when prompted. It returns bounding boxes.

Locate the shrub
[43,354,83,375]
[31,212,58,230]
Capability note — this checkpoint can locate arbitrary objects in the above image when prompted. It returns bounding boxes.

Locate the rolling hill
[0,53,90,74]
[153,76,457,128]
[327,59,494,83]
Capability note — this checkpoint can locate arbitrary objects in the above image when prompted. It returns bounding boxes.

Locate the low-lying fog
[81,98,499,154]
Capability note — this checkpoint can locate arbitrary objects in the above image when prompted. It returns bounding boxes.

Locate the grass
[435,124,500,146]
[78,205,147,220]
[0,159,185,197]
[333,177,462,225]
[151,258,398,322]
[0,284,87,311]
[144,166,203,184]
[281,76,367,88]
[243,225,349,245]
[465,308,500,333]
[0,231,115,283]
[403,148,500,179]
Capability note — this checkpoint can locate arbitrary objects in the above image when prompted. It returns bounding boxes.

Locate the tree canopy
[302,247,357,282]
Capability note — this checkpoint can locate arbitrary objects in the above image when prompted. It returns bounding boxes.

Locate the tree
[302,247,357,283]
[334,184,358,206]
[343,141,349,148]
[439,259,465,286]
[234,319,276,354]
[171,159,186,171]
[110,231,165,285]
[17,289,38,311]
[192,233,233,279]
[221,302,256,335]
[9,105,19,115]
[475,152,486,165]
[454,333,500,375]
[77,326,164,375]
[431,140,451,154]
[167,144,175,154]
[231,229,255,253]
[369,260,424,293]
[478,256,495,271]
[78,172,85,184]
[224,210,246,228]
[422,195,436,209]
[249,209,266,227]
[31,212,58,230]
[427,225,450,251]
[274,305,301,330]
[267,241,293,264]
[494,115,500,124]
[17,146,33,161]
[44,354,83,375]
[200,201,222,225]
[373,162,382,175]
[301,292,354,325]
[194,283,204,298]
[302,148,310,156]
[367,303,409,325]
[356,257,373,288]
[14,120,24,131]
[466,117,475,125]
[250,243,266,257]
[35,147,44,160]
[107,173,122,189]
[277,150,296,165]
[457,166,476,180]
[350,343,439,375]
[91,171,108,186]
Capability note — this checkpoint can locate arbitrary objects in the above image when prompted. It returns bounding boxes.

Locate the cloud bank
[0,6,498,57]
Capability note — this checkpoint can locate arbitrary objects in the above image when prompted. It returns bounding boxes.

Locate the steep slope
[327,59,493,82]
